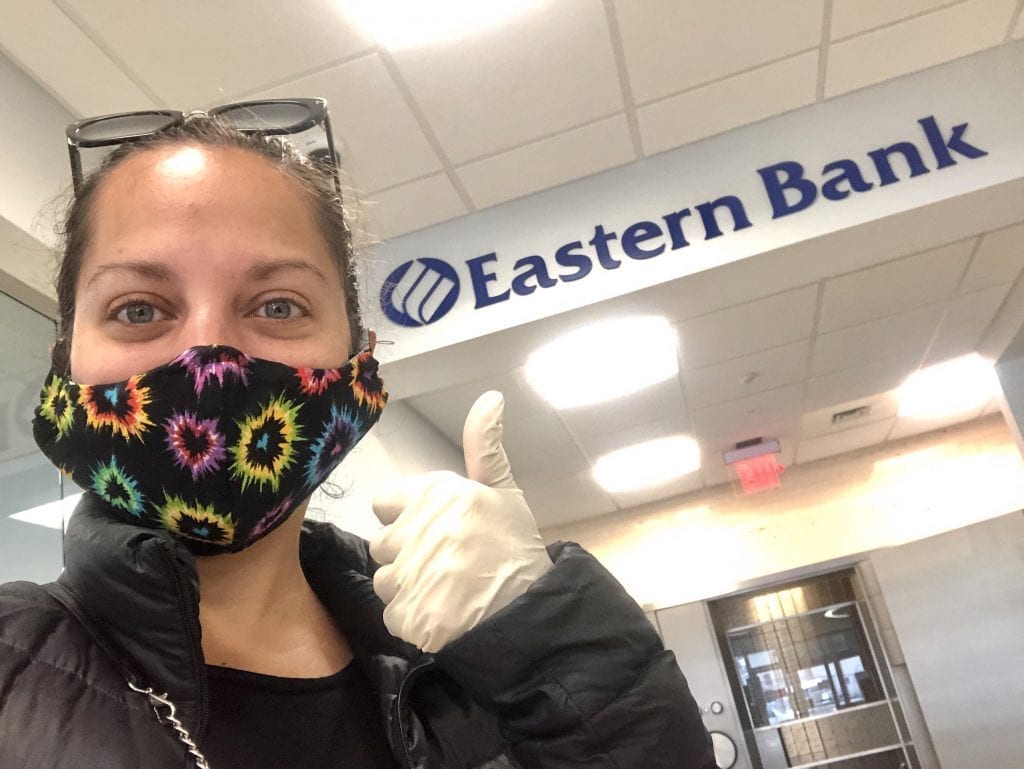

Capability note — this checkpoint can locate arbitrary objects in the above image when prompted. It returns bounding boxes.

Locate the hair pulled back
[52,115,363,373]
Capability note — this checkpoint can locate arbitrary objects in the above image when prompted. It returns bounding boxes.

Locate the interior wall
[656,601,754,769]
[0,51,71,247]
[855,561,941,769]
[0,287,63,583]
[541,413,1024,611]
[868,512,1024,769]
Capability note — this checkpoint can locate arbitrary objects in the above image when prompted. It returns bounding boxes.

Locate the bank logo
[380,257,461,328]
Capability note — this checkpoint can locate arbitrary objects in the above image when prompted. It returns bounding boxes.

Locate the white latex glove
[368,391,553,653]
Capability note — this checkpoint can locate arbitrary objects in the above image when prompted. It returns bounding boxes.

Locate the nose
[179,306,246,352]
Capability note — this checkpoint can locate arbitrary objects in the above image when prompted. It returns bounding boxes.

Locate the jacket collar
[56,492,422,742]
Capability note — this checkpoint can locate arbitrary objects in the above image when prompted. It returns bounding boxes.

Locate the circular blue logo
[380,258,461,328]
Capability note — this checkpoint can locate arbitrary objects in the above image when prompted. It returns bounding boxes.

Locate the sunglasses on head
[65,97,341,197]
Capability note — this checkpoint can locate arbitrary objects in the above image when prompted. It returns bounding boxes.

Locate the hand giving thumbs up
[368,391,552,652]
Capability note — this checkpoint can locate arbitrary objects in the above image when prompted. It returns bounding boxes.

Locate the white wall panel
[870,513,1024,769]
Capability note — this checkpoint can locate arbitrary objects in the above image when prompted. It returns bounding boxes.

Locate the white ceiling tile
[818,240,973,333]
[691,383,805,439]
[527,471,618,530]
[389,2,622,163]
[924,283,1011,366]
[252,54,441,193]
[830,0,957,39]
[958,224,1024,295]
[406,370,552,443]
[558,377,688,444]
[795,417,896,464]
[888,403,988,441]
[608,471,704,511]
[500,413,590,488]
[574,411,693,464]
[679,286,817,369]
[800,390,901,437]
[811,303,944,376]
[804,357,911,411]
[638,51,818,156]
[825,0,1017,97]
[615,0,823,103]
[0,0,155,115]
[682,340,811,409]
[61,0,373,106]
[457,115,635,209]
[365,174,467,240]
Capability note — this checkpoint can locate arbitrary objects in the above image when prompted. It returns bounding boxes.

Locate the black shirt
[202,663,400,769]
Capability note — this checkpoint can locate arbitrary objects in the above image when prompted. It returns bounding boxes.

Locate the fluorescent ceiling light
[593,435,701,493]
[897,354,997,420]
[338,0,544,50]
[9,493,81,531]
[525,316,679,409]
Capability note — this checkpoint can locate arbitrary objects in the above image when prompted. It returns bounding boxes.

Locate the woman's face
[69,144,352,384]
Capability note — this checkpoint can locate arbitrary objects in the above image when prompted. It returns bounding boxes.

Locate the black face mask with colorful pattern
[33,345,387,554]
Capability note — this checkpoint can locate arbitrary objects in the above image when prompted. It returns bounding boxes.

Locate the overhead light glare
[9,493,82,531]
[525,315,679,409]
[897,354,997,420]
[593,435,701,493]
[157,146,207,180]
[338,0,545,50]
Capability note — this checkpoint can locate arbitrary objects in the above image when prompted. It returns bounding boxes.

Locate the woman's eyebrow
[85,261,174,289]
[246,260,327,282]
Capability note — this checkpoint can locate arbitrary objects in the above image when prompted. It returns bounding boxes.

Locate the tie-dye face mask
[33,345,387,554]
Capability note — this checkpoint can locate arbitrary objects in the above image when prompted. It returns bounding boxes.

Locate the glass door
[711,572,917,769]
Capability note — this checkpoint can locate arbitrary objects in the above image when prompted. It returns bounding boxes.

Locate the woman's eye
[257,299,304,320]
[115,303,160,324]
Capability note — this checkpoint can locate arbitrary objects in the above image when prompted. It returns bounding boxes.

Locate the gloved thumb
[462,390,518,490]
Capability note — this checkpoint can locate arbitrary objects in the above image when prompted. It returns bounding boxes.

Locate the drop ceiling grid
[404,222,1024,523]
[0,0,1014,238]
[56,0,374,106]
[0,4,1018,528]
[248,53,444,194]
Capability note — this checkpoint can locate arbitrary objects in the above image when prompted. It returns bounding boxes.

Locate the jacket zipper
[127,682,212,769]
[394,659,436,769]
[49,584,211,768]
[157,541,210,747]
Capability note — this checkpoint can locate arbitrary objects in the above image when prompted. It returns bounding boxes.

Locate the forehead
[82,144,335,279]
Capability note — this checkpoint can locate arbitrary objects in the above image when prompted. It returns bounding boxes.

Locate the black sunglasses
[65,97,341,197]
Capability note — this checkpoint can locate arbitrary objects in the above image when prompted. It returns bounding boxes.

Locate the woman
[0,102,717,768]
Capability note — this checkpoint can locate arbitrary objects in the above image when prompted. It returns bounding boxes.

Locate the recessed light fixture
[338,0,545,50]
[897,353,997,420]
[525,315,679,409]
[593,435,701,493]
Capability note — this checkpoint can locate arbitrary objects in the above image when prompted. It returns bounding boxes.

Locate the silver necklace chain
[128,681,211,769]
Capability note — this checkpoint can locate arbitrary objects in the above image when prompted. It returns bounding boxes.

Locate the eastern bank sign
[371,43,1024,361]
[381,115,986,328]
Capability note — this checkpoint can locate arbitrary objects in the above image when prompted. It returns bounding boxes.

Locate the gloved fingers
[368,525,395,565]
[371,488,408,527]
[369,472,458,563]
[372,563,401,604]
[463,390,518,490]
[371,473,433,526]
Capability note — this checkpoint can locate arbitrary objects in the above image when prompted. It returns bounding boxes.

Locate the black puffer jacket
[0,495,717,768]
